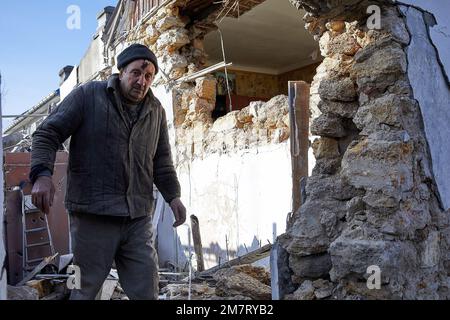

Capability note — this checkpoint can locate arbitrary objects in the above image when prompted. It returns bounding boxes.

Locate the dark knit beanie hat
[117,44,159,74]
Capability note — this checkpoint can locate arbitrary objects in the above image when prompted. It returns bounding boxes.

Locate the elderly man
[29,44,186,300]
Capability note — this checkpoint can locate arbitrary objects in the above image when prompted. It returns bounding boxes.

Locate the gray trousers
[68,212,159,300]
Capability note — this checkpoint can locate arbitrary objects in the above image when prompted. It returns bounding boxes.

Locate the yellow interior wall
[225,62,320,99]
[277,62,320,95]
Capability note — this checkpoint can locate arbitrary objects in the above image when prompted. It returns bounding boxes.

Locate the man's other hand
[170,198,186,228]
[31,176,55,215]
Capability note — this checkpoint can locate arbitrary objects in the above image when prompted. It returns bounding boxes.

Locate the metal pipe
[2,114,48,118]
[190,215,205,272]
[159,272,188,276]
[218,29,233,113]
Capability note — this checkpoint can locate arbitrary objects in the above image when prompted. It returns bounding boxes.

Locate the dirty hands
[31,176,55,215]
[170,197,186,228]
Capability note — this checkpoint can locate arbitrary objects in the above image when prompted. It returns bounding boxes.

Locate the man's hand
[170,197,186,228]
[31,176,55,215]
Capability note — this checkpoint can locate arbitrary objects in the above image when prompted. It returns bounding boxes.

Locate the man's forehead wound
[141,60,151,70]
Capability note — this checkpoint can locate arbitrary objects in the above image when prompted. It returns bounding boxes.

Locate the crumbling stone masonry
[279,0,450,299]
[136,1,292,163]
[101,0,298,269]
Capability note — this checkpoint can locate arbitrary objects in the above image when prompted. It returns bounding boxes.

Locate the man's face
[119,59,156,103]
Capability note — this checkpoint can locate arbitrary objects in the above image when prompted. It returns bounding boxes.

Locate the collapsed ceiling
[203,0,321,74]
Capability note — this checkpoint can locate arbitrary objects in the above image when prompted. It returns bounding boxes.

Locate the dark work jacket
[30,74,181,219]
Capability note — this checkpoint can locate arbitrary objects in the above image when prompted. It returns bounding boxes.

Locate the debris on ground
[159,264,271,300]
[6,242,272,300]
[213,265,271,300]
[7,285,40,300]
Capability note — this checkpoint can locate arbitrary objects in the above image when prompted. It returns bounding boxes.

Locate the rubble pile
[160,265,271,300]
[176,94,290,161]
[7,259,270,300]
[7,280,71,301]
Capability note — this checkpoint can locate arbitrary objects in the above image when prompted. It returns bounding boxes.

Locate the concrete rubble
[5,250,270,300]
[176,94,290,162]
[160,264,271,300]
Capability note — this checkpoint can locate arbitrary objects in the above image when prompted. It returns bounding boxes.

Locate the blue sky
[0,0,117,131]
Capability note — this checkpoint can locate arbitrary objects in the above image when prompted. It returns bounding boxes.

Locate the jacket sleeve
[30,86,85,181]
[153,108,181,204]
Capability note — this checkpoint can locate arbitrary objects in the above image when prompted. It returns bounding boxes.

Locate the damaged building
[1,0,450,300]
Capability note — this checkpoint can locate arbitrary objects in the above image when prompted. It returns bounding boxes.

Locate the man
[30,44,186,300]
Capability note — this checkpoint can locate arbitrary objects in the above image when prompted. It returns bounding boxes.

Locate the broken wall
[279,0,450,299]
[174,92,293,268]
[129,1,302,268]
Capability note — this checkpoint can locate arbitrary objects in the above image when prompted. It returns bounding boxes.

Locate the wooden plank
[17,253,58,286]
[270,242,280,300]
[288,81,310,218]
[97,279,118,300]
[176,62,232,83]
[190,215,205,272]
[198,243,272,276]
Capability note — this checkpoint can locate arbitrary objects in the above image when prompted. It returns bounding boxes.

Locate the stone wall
[279,0,450,299]
[176,94,291,162]
[133,1,305,161]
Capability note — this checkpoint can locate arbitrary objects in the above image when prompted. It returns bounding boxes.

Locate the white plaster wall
[152,85,191,270]
[60,66,78,101]
[153,85,174,124]
[401,4,450,210]
[176,142,292,269]
[153,85,178,186]
[78,36,104,84]
[397,0,450,79]
[153,192,189,270]
[152,85,176,148]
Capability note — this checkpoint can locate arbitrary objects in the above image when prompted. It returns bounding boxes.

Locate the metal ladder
[18,188,55,275]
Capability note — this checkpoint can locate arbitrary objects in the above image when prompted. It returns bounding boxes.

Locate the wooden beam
[190,215,205,272]
[176,61,232,83]
[17,253,59,287]
[288,81,310,218]
[198,243,272,276]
